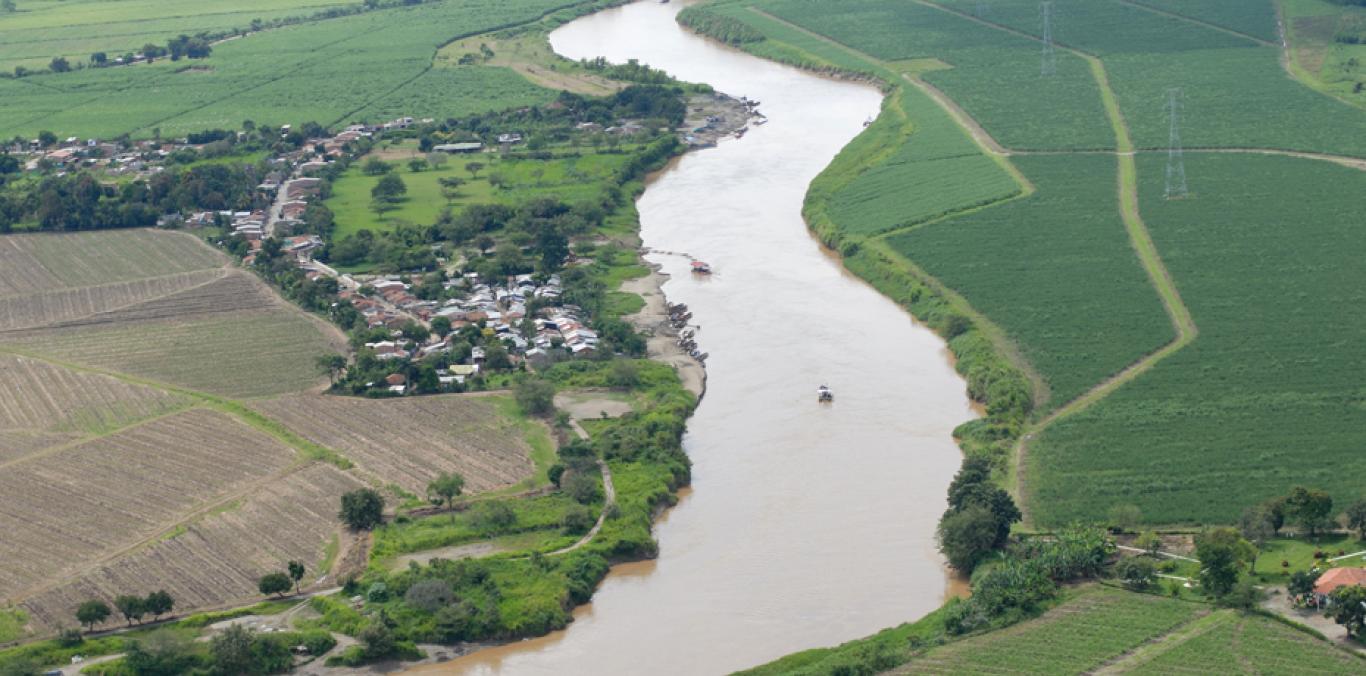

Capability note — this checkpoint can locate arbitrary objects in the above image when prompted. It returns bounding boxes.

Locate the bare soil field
[0,408,297,606]
[0,430,78,464]
[0,354,189,437]
[19,463,364,632]
[255,394,535,494]
[0,230,224,297]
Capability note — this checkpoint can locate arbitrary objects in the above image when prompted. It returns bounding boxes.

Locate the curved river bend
[427,1,975,673]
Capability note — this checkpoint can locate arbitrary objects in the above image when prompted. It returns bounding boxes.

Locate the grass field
[1125,0,1281,43]
[0,0,595,139]
[1028,153,1366,525]
[885,155,1171,410]
[326,146,638,237]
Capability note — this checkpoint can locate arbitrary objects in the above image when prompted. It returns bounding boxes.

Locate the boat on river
[691,261,712,274]
[817,385,833,402]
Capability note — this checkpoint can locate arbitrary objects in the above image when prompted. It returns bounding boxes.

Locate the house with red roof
[1313,567,1366,606]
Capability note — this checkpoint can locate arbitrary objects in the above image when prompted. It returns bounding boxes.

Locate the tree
[37,130,57,148]
[1194,527,1255,598]
[1239,504,1278,548]
[407,158,428,173]
[403,579,454,613]
[75,600,111,631]
[431,316,452,338]
[288,561,306,595]
[1325,585,1366,639]
[90,52,107,66]
[937,505,1000,572]
[339,488,385,530]
[371,172,407,205]
[362,157,391,175]
[487,173,506,190]
[516,378,556,417]
[123,630,195,676]
[0,1,16,13]
[359,621,398,659]
[564,472,601,505]
[1261,496,1287,536]
[316,353,347,384]
[1134,530,1162,557]
[426,471,466,512]
[475,234,495,255]
[1115,557,1157,591]
[258,572,292,598]
[465,161,485,179]
[1344,498,1366,539]
[49,56,70,73]
[1286,486,1334,537]
[471,501,516,532]
[1287,569,1322,604]
[114,594,146,625]
[210,624,257,675]
[562,504,594,534]
[143,590,174,620]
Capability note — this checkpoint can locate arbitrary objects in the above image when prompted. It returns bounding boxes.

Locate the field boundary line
[0,345,354,469]
[1091,609,1228,674]
[1116,0,1275,47]
[0,401,199,473]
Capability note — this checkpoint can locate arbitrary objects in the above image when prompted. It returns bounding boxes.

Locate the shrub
[404,579,454,613]
[562,504,595,534]
[1115,557,1157,591]
[564,472,601,505]
[471,501,516,532]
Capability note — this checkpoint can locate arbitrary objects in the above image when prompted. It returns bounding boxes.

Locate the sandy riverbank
[619,265,706,399]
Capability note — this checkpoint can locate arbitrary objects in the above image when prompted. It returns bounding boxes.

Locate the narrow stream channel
[423,1,976,672]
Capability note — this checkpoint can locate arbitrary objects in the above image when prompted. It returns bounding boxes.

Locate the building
[1313,567,1366,606]
[432,142,483,154]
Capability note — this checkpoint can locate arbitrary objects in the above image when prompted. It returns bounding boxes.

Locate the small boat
[753,118,767,126]
[817,385,833,402]
[691,261,712,274]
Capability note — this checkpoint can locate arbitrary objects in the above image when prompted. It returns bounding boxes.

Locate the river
[424,1,975,673]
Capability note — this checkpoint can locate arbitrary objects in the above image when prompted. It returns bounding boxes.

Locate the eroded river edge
[419,1,977,673]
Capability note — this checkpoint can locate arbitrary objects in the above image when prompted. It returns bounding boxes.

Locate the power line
[1164,88,1188,200]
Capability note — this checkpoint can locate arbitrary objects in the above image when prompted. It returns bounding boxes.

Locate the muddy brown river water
[418,1,976,673]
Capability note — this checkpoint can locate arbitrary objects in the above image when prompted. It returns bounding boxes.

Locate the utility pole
[1164,88,1188,200]
[1040,1,1056,77]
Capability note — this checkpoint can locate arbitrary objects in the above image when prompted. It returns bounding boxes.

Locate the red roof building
[1314,567,1366,596]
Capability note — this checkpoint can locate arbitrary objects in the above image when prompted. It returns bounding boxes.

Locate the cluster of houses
[343,272,595,391]
[6,136,173,178]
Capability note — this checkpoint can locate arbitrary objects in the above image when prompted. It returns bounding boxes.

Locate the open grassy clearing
[1122,609,1364,674]
[0,230,224,297]
[0,408,296,606]
[752,0,1115,150]
[889,585,1205,674]
[0,0,356,71]
[326,144,639,238]
[0,354,189,440]
[438,30,622,96]
[1252,533,1366,582]
[0,0,598,139]
[19,463,364,633]
[1029,153,1366,526]
[253,393,538,495]
[885,155,1170,411]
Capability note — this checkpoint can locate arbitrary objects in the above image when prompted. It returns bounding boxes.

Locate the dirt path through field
[545,419,616,557]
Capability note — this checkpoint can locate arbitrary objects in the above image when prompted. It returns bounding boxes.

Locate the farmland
[0,0,356,71]
[19,463,365,632]
[886,155,1171,410]
[252,394,541,495]
[1125,0,1280,43]
[0,230,225,296]
[752,0,1115,150]
[1028,153,1366,525]
[0,408,296,607]
[0,354,188,438]
[0,0,605,139]
[0,270,344,398]
[891,586,1204,674]
[1123,610,1365,674]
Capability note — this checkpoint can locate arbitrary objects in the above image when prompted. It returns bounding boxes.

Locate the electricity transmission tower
[1164,88,1188,200]
[1040,2,1056,77]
